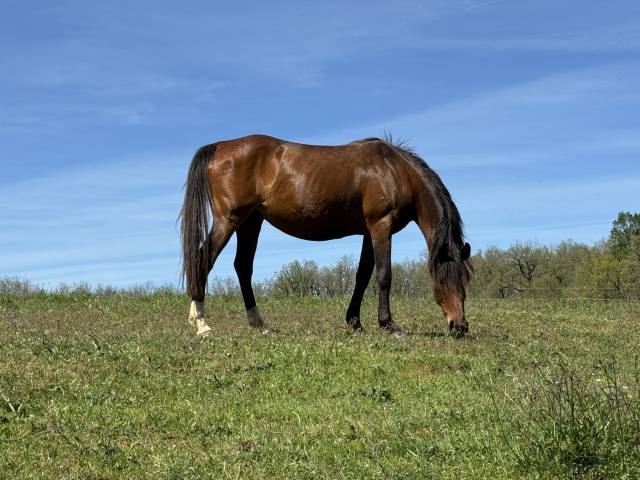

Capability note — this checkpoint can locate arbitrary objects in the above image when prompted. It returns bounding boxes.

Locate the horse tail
[180,143,217,297]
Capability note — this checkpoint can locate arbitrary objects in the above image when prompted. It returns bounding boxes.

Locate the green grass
[1,294,639,479]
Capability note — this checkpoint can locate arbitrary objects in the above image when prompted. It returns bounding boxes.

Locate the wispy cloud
[465,0,503,11]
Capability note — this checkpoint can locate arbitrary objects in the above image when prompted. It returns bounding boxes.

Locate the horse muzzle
[448,319,469,338]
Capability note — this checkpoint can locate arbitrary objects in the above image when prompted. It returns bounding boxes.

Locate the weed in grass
[486,356,640,478]
[357,386,394,404]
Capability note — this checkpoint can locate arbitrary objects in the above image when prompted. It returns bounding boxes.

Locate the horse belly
[257,199,366,241]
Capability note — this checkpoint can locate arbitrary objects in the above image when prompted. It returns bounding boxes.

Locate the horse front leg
[368,220,403,335]
[346,234,374,330]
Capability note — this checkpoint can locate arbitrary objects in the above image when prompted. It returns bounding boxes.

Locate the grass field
[1,293,639,479]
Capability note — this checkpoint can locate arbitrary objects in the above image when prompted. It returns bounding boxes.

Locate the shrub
[489,357,640,478]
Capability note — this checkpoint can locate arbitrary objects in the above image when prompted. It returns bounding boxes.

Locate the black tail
[180,143,217,298]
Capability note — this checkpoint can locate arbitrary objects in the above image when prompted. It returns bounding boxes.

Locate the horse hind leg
[346,234,374,330]
[188,217,236,336]
[234,212,270,331]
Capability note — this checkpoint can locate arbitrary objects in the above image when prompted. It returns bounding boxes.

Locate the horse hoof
[391,329,406,339]
[259,324,278,334]
[197,325,213,337]
[381,323,405,338]
[248,320,278,334]
[346,316,363,331]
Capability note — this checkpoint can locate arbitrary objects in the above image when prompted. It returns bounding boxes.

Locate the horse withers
[179,135,472,337]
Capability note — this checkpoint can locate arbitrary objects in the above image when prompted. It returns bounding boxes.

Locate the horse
[179,134,472,337]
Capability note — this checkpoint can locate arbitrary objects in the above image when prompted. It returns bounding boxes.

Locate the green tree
[619,235,640,298]
[574,212,640,299]
[319,256,356,296]
[535,241,593,297]
[591,254,625,299]
[470,246,518,298]
[507,243,541,294]
[609,211,640,259]
[272,260,321,296]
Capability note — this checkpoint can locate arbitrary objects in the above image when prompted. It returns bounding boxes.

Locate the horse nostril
[448,320,454,332]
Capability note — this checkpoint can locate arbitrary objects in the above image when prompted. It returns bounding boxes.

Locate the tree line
[2,212,638,300]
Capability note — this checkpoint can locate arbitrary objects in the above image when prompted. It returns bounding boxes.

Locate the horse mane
[356,135,472,294]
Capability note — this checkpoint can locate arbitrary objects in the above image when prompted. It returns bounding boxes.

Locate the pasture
[1,294,639,479]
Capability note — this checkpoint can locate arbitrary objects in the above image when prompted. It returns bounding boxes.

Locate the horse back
[209,135,417,239]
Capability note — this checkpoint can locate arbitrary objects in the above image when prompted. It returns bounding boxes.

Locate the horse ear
[461,242,471,261]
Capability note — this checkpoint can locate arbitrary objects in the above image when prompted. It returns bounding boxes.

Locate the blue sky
[1,0,639,287]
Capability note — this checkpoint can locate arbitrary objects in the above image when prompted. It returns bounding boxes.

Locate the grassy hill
[1,294,639,479]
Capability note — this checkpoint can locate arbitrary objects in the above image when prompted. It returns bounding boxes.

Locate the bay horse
[180,135,472,337]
